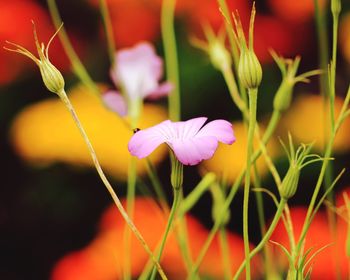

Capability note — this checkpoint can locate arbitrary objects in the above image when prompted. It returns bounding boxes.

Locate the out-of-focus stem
[219,227,232,280]
[313,0,329,99]
[189,109,281,278]
[99,0,116,66]
[58,90,167,280]
[161,0,181,121]
[150,188,181,280]
[233,199,287,280]
[47,0,100,96]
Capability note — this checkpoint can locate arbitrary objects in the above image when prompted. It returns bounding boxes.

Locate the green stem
[252,164,270,275]
[99,0,116,66]
[242,88,258,280]
[293,134,335,264]
[161,0,181,121]
[178,172,216,216]
[150,187,181,280]
[219,227,232,280]
[217,0,248,109]
[145,159,168,211]
[217,0,239,69]
[259,140,296,253]
[175,211,194,273]
[47,0,100,96]
[189,110,281,279]
[253,165,266,236]
[123,94,142,280]
[233,199,287,280]
[323,2,340,197]
[58,90,167,280]
[313,0,329,99]
[123,157,137,280]
[187,179,241,280]
[221,66,248,116]
[330,11,339,130]
[329,9,340,277]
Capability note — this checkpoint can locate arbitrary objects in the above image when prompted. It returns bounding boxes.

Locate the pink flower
[128,117,235,165]
[103,42,172,116]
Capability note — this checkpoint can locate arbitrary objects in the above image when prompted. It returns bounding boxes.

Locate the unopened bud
[4,21,65,97]
[331,0,341,16]
[39,59,65,94]
[279,136,324,200]
[209,40,231,71]
[273,79,293,112]
[238,49,262,89]
[280,165,300,200]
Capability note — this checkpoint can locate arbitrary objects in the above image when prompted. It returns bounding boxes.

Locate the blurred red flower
[51,197,262,280]
[185,0,309,63]
[271,204,349,279]
[1,0,84,86]
[89,0,160,48]
[268,0,326,24]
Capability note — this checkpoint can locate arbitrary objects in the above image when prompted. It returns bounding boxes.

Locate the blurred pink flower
[128,117,235,165]
[103,42,172,115]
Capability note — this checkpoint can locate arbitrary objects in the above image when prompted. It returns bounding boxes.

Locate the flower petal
[169,136,218,165]
[176,117,207,139]
[110,42,164,100]
[197,120,235,144]
[102,90,127,116]
[146,82,174,100]
[128,120,173,158]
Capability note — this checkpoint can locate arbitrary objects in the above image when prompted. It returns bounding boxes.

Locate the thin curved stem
[242,88,258,280]
[150,188,181,280]
[99,0,116,67]
[188,109,281,279]
[47,0,100,96]
[161,0,181,121]
[233,199,287,280]
[219,227,232,280]
[59,90,167,280]
[124,157,137,280]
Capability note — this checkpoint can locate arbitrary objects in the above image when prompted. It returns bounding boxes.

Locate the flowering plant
[2,0,350,279]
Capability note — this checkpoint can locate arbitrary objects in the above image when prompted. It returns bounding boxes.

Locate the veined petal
[128,120,173,158]
[128,117,235,166]
[197,120,235,144]
[179,117,207,139]
[102,90,127,116]
[169,136,218,165]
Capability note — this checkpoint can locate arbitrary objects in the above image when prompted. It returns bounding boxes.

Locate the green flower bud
[331,0,341,16]
[279,134,325,200]
[191,25,231,72]
[4,21,65,97]
[273,79,293,112]
[39,57,65,94]
[238,48,262,89]
[280,165,300,200]
[232,3,262,89]
[271,52,321,112]
[209,40,231,71]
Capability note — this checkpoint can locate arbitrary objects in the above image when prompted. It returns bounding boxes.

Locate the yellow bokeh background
[10,84,168,180]
[278,94,350,153]
[200,121,280,185]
